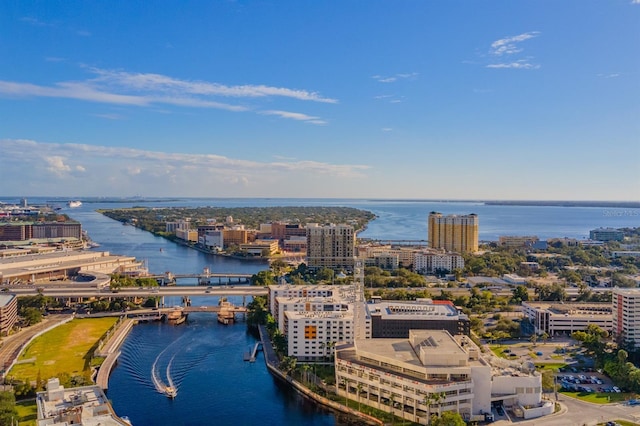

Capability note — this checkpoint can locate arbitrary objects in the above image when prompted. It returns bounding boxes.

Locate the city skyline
[1,1,638,200]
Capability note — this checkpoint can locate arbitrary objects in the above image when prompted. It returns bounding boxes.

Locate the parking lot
[558,371,620,394]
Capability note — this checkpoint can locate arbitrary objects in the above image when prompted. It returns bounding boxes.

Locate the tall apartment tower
[428,212,479,253]
[612,288,640,347]
[306,223,355,271]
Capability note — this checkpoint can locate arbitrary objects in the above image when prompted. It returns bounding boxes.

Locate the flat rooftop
[525,302,612,316]
[368,300,460,319]
[37,384,129,426]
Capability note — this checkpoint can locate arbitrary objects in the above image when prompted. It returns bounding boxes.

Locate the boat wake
[152,346,178,398]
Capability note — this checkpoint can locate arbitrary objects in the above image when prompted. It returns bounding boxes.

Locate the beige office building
[428,213,478,253]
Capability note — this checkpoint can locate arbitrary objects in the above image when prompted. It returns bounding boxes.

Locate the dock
[95,318,135,390]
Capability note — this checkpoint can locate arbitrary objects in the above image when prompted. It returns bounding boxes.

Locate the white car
[613,386,621,393]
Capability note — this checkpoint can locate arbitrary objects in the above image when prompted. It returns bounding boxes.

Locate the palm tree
[389,393,396,426]
[341,377,349,406]
[356,383,363,411]
[424,393,434,425]
[301,364,311,385]
[432,392,445,418]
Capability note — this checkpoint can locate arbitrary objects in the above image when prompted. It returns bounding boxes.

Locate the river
[3,197,639,425]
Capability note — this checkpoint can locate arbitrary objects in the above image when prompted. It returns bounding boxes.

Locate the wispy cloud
[0,139,370,195]
[45,57,65,62]
[486,32,540,70]
[372,72,418,83]
[597,73,621,79]
[20,17,55,27]
[76,30,91,37]
[490,32,540,56]
[89,68,337,103]
[486,59,540,69]
[381,128,393,132]
[0,67,335,123]
[260,110,327,125]
[632,0,640,4]
[91,113,125,120]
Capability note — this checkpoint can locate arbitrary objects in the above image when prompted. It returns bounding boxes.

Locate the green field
[8,318,118,382]
[535,363,567,371]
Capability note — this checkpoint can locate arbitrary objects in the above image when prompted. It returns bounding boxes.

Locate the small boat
[67,200,82,208]
[165,386,177,399]
[165,309,187,325]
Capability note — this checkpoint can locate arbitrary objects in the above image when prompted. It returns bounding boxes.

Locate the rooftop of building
[368,299,461,318]
[523,301,612,316]
[0,294,15,307]
[613,287,640,295]
[285,309,353,320]
[37,381,129,426]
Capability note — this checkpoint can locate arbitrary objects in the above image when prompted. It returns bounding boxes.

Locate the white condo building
[269,284,371,361]
[613,287,640,347]
[414,252,465,274]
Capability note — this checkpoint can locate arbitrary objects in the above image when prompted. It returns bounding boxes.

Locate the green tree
[251,270,275,286]
[511,285,529,304]
[430,411,466,426]
[22,307,43,325]
[0,391,17,425]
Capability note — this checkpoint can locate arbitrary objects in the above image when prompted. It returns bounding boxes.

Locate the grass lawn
[561,391,631,404]
[8,317,118,382]
[535,363,567,371]
[16,399,38,426]
[489,345,509,358]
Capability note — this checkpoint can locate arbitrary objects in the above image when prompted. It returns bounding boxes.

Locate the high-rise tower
[428,212,479,253]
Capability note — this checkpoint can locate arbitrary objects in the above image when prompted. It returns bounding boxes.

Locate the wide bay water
[2,197,639,425]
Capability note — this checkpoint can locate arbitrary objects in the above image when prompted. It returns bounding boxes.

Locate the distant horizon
[1,195,639,207]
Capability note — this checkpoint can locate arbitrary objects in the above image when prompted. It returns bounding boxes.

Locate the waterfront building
[0,294,17,335]
[175,229,198,242]
[612,287,640,347]
[201,230,224,250]
[0,250,145,285]
[335,330,550,424]
[414,252,464,274]
[427,212,478,253]
[223,227,250,248]
[269,284,371,361]
[0,221,82,243]
[239,239,279,256]
[165,220,190,233]
[521,301,613,336]
[589,227,624,242]
[369,299,470,337]
[498,235,539,248]
[37,378,130,426]
[306,223,355,272]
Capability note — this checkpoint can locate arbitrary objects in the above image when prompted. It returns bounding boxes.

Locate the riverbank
[257,325,383,426]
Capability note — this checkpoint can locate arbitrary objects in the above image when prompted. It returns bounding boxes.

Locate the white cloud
[0,67,337,122]
[490,32,540,56]
[486,60,540,69]
[89,68,337,103]
[91,113,125,120]
[372,72,419,83]
[382,128,393,132]
[597,73,621,79]
[0,139,370,195]
[260,110,327,125]
[632,0,640,4]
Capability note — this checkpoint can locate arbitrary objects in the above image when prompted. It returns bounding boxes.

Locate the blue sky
[1,1,638,200]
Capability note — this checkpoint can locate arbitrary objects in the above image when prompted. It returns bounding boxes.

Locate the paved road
[492,396,640,426]
[0,314,73,381]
